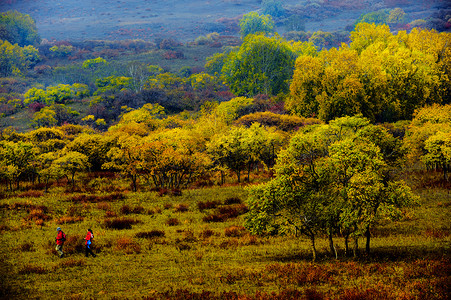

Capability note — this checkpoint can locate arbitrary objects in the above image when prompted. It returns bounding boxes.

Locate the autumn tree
[0,10,40,46]
[404,104,451,180]
[0,40,39,76]
[0,140,36,190]
[239,12,274,39]
[222,33,297,96]
[64,133,115,172]
[140,129,210,189]
[245,116,418,260]
[53,151,91,187]
[31,104,80,128]
[288,24,450,122]
[103,134,143,192]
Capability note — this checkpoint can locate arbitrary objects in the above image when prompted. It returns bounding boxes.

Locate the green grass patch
[0,184,449,299]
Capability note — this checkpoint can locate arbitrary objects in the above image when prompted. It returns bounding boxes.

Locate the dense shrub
[135,230,165,239]
[197,200,220,211]
[69,192,125,203]
[104,217,140,229]
[165,218,180,226]
[115,236,141,254]
[224,226,247,237]
[174,203,189,212]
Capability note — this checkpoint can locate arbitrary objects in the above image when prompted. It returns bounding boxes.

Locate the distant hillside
[1,0,448,42]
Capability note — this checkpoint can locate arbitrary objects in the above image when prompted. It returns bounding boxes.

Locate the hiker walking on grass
[85,229,96,257]
[55,227,66,258]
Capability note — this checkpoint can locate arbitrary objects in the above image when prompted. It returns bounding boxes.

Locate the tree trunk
[344,234,350,257]
[329,229,337,259]
[310,234,317,262]
[365,225,371,255]
[353,237,359,258]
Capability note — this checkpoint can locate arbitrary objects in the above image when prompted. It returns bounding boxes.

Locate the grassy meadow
[0,173,450,299]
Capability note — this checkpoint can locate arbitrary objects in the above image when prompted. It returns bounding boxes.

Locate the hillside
[2,0,448,42]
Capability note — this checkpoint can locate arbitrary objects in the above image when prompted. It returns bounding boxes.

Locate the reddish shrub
[18,264,47,275]
[105,210,117,218]
[224,226,247,237]
[104,217,140,230]
[56,216,84,224]
[424,229,449,238]
[97,202,111,210]
[63,234,85,254]
[165,218,180,226]
[197,200,219,211]
[224,197,242,205]
[26,209,51,222]
[174,203,189,212]
[69,192,125,203]
[120,204,132,215]
[200,229,215,238]
[115,236,141,254]
[135,230,165,239]
[16,242,35,252]
[163,50,185,60]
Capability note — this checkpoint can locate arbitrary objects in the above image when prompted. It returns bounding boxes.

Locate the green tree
[0,140,36,190]
[239,12,274,39]
[103,134,143,192]
[53,151,91,187]
[0,10,40,46]
[0,40,38,76]
[207,126,250,183]
[31,104,79,128]
[261,0,285,18]
[355,9,389,27]
[422,131,451,181]
[36,152,60,192]
[245,116,418,260]
[222,34,297,96]
[215,97,254,125]
[64,133,114,172]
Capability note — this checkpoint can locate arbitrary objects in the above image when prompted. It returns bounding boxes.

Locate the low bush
[165,218,180,226]
[16,242,35,252]
[18,264,47,275]
[104,217,141,229]
[69,192,125,203]
[55,216,84,224]
[197,200,220,211]
[224,226,247,237]
[203,204,248,223]
[174,203,189,212]
[115,236,141,254]
[223,197,241,205]
[135,230,165,239]
[63,234,85,254]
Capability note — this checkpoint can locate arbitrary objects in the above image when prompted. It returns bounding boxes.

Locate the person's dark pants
[85,246,96,257]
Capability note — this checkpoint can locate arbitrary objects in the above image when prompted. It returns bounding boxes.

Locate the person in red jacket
[55,227,65,258]
[85,229,96,257]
